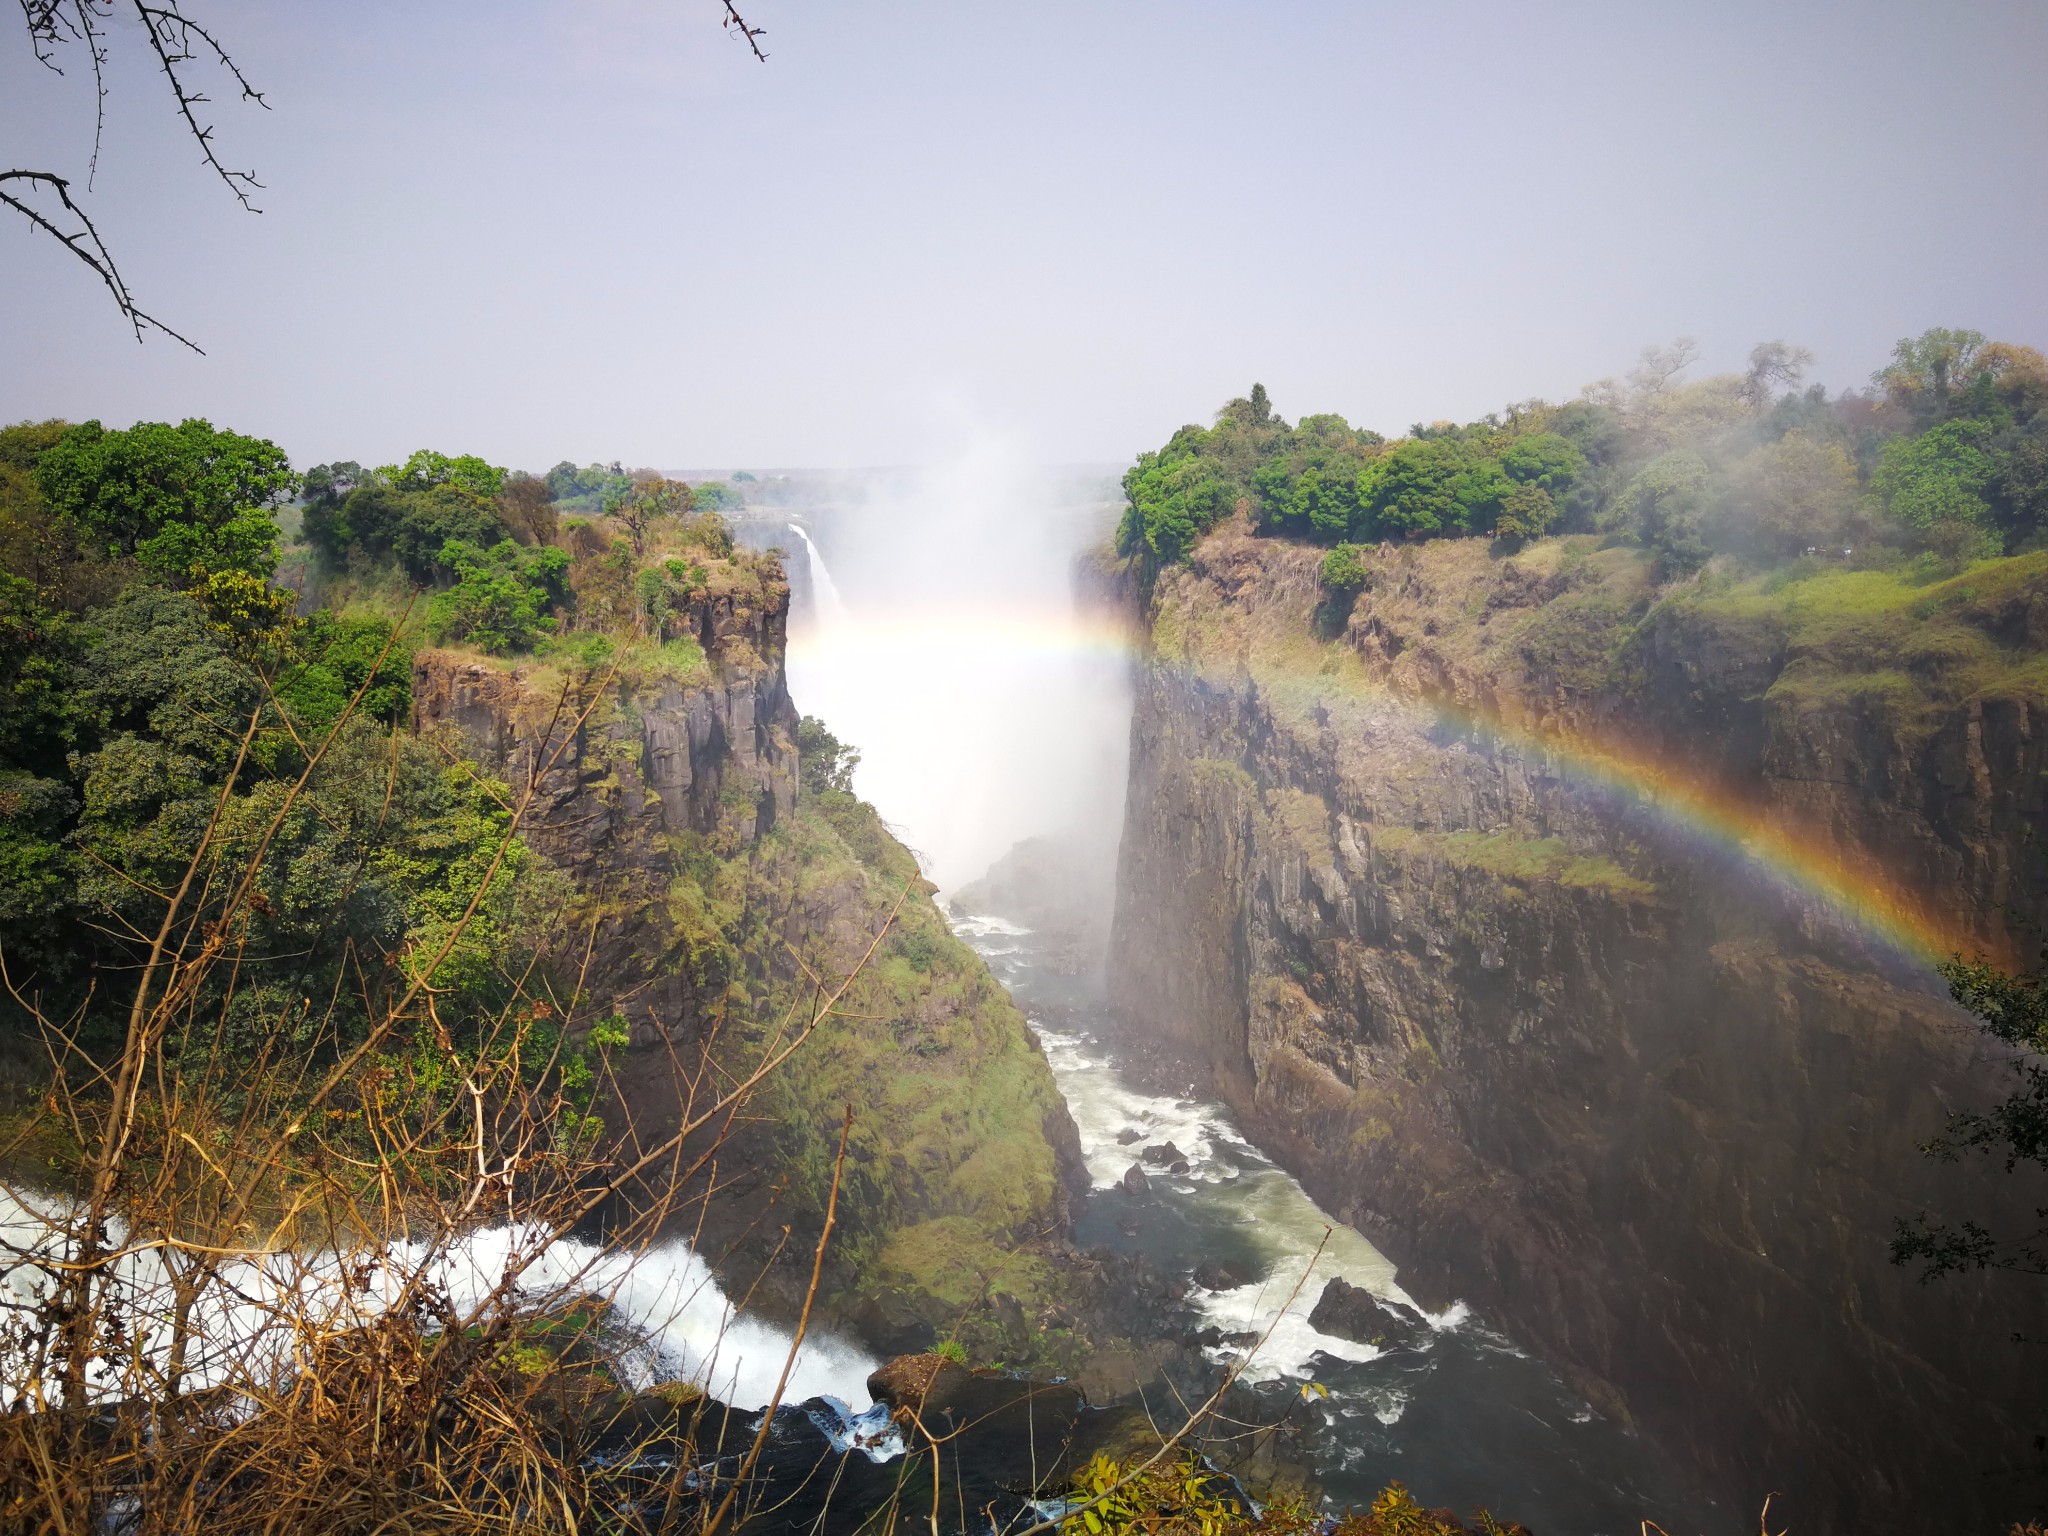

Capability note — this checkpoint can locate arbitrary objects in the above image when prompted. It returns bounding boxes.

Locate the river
[948,908,1724,1536]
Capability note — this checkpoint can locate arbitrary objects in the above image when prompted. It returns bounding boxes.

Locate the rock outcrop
[415,551,1085,1352]
[414,558,798,1044]
[1108,522,2048,1533]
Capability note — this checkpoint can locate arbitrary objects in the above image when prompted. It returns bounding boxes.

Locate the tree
[35,419,296,583]
[376,449,506,500]
[1738,340,1815,409]
[1874,328,1990,420]
[426,539,572,654]
[607,476,694,555]
[495,471,559,547]
[11,3,770,347]
[1724,432,1861,558]
[1872,417,1998,549]
[1893,955,2048,1282]
[1621,449,1713,575]
[308,481,509,582]
[1357,437,1511,539]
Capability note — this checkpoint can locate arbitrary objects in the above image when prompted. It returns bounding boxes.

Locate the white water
[778,451,1129,891]
[950,913,1444,1392]
[787,522,849,624]
[0,1191,875,1412]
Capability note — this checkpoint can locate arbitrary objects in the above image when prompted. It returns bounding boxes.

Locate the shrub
[427,539,571,654]
[1320,543,1371,591]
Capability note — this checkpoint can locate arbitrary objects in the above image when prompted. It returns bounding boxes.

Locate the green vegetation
[427,538,572,653]
[1368,827,1655,899]
[1894,954,2048,1283]
[1119,331,2048,585]
[1062,1454,1525,1536]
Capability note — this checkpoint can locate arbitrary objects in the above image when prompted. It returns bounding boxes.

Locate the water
[786,522,850,623]
[950,911,1727,1536]
[0,1191,876,1413]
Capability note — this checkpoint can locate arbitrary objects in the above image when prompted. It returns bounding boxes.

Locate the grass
[1369,826,1657,898]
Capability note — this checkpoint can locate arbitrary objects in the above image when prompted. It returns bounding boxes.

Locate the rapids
[950,909,1725,1535]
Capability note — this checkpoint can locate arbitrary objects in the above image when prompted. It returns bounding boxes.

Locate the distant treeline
[1117,330,2048,578]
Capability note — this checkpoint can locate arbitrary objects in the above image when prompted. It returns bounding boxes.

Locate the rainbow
[788,605,1987,968]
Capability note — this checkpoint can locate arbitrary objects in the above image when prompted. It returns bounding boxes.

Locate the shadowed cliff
[1107,518,2048,1534]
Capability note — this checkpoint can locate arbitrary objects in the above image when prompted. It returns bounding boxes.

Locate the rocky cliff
[415,550,1085,1348]
[1108,521,2048,1533]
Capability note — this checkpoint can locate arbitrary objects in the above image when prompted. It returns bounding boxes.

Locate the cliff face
[415,556,1084,1348]
[413,563,800,1042]
[1109,523,2048,1534]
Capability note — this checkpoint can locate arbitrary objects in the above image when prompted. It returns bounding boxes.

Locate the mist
[751,439,1129,894]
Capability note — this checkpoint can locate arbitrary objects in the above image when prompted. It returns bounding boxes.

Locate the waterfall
[0,1189,875,1412]
[787,523,848,626]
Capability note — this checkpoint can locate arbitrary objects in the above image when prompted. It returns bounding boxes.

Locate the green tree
[1893,955,2048,1281]
[1874,328,1990,421]
[35,418,295,582]
[426,540,571,654]
[1872,418,1998,554]
[1357,437,1512,539]
[1497,432,1586,497]
[1319,543,1370,591]
[309,481,510,582]
[376,449,507,499]
[608,476,693,555]
[797,715,861,798]
[1621,449,1713,575]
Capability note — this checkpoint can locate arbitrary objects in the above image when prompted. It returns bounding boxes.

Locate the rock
[1116,1127,1144,1145]
[1106,524,2048,1531]
[853,1285,939,1357]
[1307,1277,1390,1345]
[1192,1258,1255,1291]
[1168,1159,1191,1175]
[1139,1141,1186,1166]
[1120,1163,1150,1195]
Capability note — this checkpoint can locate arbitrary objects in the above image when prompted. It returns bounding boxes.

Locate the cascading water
[787,522,849,626]
[0,1190,876,1413]
[949,911,1721,1535]
[769,455,1722,1532]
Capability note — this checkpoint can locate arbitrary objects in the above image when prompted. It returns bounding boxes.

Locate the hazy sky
[4,0,2045,472]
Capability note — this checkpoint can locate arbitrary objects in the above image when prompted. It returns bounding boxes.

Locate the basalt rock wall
[1108,523,2048,1534]
[413,568,799,1045]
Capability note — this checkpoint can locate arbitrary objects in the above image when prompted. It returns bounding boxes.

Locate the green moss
[702,795,1070,1318]
[1189,756,1256,798]
[1372,826,1656,898]
[1673,551,2048,742]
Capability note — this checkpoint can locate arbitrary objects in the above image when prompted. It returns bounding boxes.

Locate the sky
[4,0,2047,473]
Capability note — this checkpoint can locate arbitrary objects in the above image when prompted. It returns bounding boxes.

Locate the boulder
[1139,1141,1186,1166]
[1192,1257,1255,1291]
[1306,1276,1416,1345]
[1120,1163,1151,1195]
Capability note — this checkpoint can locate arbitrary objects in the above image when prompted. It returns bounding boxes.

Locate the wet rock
[1120,1163,1151,1195]
[853,1284,939,1357]
[1116,1127,1144,1145]
[1307,1277,1427,1349]
[867,1352,1088,1491]
[1192,1257,1255,1291]
[1139,1141,1186,1166]
[1168,1159,1191,1175]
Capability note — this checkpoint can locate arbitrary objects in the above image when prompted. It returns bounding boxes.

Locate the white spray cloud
[782,427,1130,892]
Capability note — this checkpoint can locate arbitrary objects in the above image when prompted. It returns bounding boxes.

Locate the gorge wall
[1107,520,2048,1534]
[414,549,1085,1347]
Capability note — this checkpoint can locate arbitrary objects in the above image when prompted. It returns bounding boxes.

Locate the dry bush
[0,657,883,1535]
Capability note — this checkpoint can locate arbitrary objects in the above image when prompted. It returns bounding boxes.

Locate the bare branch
[0,169,201,350]
[719,0,767,60]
